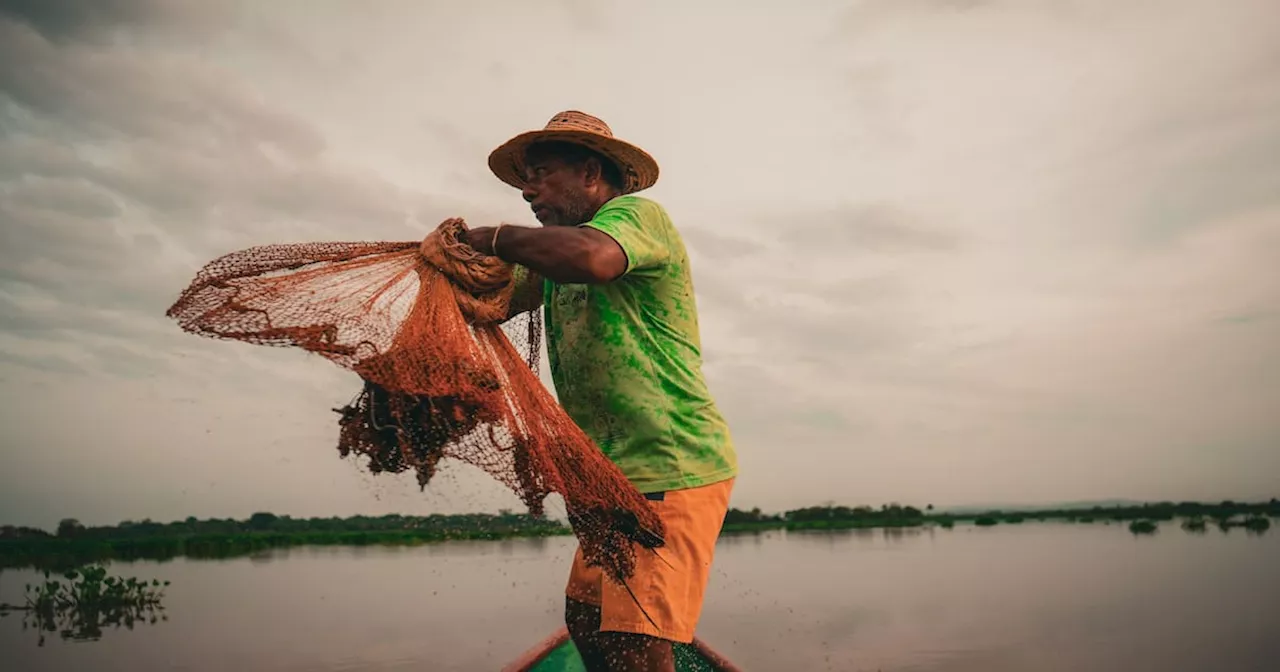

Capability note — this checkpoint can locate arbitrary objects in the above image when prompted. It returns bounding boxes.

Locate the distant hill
[939,499,1145,514]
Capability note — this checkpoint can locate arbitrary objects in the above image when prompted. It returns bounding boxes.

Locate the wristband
[492,224,506,258]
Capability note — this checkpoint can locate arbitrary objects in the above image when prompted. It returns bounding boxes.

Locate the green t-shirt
[530,195,738,493]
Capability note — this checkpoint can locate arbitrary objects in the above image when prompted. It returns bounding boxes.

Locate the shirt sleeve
[580,196,670,278]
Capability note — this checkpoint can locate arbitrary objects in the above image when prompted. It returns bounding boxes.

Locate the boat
[502,627,743,672]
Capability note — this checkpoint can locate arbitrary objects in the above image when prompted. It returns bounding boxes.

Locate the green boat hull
[504,628,741,672]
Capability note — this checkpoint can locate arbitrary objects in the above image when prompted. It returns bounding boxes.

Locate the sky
[1,0,1278,530]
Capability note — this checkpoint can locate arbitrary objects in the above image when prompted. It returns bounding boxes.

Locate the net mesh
[166,217,664,584]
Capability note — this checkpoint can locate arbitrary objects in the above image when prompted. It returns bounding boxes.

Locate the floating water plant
[1128,520,1158,535]
[0,564,168,646]
[1181,517,1207,533]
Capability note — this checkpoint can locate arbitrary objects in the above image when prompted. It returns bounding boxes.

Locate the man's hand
[462,226,501,257]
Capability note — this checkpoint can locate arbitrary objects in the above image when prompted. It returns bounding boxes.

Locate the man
[460,111,738,671]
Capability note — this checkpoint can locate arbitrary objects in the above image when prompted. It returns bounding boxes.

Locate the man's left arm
[466,203,669,285]
[466,225,627,285]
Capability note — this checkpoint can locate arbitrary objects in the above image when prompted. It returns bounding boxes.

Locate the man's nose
[521,185,537,203]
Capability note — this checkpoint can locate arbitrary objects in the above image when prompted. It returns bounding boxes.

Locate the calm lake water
[3,522,1277,671]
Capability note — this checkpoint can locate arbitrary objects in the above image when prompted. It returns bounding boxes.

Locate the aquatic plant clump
[1241,516,1271,533]
[0,565,168,646]
[1128,520,1158,535]
[165,218,664,585]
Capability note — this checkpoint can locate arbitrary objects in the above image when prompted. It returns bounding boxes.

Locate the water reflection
[783,524,933,545]
[1,525,1277,671]
[248,551,276,565]
[716,529,776,545]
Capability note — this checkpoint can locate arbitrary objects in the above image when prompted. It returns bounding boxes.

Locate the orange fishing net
[166,218,664,584]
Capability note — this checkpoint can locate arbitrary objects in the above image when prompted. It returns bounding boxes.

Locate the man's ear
[583,157,605,187]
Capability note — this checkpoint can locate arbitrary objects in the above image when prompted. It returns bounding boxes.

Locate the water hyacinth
[0,564,169,647]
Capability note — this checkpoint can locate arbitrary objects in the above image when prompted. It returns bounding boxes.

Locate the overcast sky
[1,0,1277,530]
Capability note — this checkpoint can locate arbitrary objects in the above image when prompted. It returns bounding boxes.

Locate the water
[2,523,1277,671]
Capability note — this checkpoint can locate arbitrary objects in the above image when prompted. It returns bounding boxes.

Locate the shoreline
[2,499,1275,571]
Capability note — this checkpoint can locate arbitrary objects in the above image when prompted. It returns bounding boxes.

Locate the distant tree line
[2,510,557,541]
[2,498,1274,570]
[724,503,933,529]
[721,498,1280,532]
[0,511,568,570]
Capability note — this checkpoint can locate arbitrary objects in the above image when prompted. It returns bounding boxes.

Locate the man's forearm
[488,225,624,285]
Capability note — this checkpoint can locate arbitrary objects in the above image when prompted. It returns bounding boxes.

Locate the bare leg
[595,632,675,672]
[566,597,610,672]
[566,597,675,671]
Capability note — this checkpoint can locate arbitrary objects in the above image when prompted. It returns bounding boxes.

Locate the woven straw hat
[488,111,659,194]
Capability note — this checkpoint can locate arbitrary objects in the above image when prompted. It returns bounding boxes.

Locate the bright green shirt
[532,195,738,493]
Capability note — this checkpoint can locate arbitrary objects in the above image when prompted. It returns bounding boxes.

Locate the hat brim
[487,129,659,195]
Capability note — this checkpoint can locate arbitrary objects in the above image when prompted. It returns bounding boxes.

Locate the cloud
[680,226,768,263]
[0,0,228,42]
[837,0,998,39]
[5,175,120,218]
[684,200,957,387]
[0,348,84,375]
[773,204,961,254]
[0,14,443,354]
[1,0,1278,529]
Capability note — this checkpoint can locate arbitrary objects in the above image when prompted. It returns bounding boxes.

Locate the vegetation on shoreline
[0,511,569,571]
[1,499,1274,571]
[721,499,1279,535]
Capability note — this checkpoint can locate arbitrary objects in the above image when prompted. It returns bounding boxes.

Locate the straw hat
[488,111,659,194]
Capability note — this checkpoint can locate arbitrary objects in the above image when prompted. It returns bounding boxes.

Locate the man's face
[520,150,594,227]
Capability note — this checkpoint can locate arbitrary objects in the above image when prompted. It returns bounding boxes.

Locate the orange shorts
[565,477,734,644]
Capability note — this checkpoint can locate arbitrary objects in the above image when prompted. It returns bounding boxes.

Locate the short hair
[525,140,624,191]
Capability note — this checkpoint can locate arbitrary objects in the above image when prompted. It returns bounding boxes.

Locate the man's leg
[594,632,674,671]
[567,596,676,672]
[565,479,733,671]
[566,597,610,672]
[592,479,734,670]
